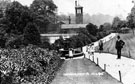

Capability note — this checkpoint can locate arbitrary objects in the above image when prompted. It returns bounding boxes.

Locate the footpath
[51,33,123,84]
[51,33,135,84]
[51,58,122,84]
[82,33,135,84]
[85,52,135,84]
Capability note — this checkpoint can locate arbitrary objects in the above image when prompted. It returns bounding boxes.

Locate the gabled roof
[61,24,87,29]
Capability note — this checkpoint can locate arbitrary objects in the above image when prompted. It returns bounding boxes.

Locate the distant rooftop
[40,33,78,37]
[61,24,87,29]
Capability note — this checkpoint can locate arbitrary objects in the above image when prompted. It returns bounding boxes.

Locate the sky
[11,0,135,19]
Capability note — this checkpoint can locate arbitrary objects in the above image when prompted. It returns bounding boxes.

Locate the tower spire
[75,0,77,7]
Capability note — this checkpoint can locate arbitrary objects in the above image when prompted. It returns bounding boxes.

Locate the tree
[0,33,6,48]
[117,20,127,29]
[34,14,50,33]
[127,13,135,34]
[23,22,41,46]
[126,5,135,34]
[101,22,112,34]
[112,16,121,32]
[98,25,104,32]
[30,0,57,23]
[103,23,111,30]
[30,0,57,15]
[86,23,98,36]
[2,1,34,35]
[0,0,11,18]
[30,0,57,33]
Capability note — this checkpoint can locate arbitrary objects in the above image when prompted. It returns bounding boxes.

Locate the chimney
[75,0,77,7]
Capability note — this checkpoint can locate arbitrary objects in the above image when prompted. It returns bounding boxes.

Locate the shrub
[5,35,23,49]
[53,32,91,50]
[0,45,63,84]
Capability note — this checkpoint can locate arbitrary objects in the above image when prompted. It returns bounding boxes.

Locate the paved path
[51,58,122,84]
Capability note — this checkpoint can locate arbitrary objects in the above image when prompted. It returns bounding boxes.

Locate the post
[69,16,71,24]
[96,58,99,66]
[104,64,106,71]
[84,53,85,58]
[81,47,83,52]
[119,71,122,82]
[93,55,94,62]
[69,48,73,59]
[89,54,90,60]
[129,50,131,58]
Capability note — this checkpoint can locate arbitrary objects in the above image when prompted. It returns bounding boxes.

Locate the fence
[81,33,123,83]
[88,53,123,83]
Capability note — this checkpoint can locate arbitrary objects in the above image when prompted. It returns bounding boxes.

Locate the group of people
[67,35,125,60]
[86,40,103,57]
[86,35,125,59]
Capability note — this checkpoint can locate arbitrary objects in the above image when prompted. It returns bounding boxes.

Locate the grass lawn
[96,33,135,59]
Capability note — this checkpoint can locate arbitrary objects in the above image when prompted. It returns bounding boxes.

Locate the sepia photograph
[0,0,135,84]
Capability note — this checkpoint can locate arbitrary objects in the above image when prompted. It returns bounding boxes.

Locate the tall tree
[126,5,135,34]
[30,0,57,23]
[4,1,34,35]
[0,0,11,18]
[112,16,121,32]
[30,0,57,33]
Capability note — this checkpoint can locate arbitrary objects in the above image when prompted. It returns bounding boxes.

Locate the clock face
[77,9,81,14]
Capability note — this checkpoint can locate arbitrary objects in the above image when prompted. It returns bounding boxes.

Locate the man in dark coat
[115,35,125,59]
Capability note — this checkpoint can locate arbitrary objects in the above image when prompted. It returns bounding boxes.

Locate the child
[90,43,95,56]
[87,43,95,59]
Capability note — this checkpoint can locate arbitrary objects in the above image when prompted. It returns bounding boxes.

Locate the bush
[40,41,51,49]
[0,45,63,84]
[5,35,23,49]
[0,35,6,48]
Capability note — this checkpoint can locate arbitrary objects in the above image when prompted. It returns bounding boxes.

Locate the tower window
[77,9,81,14]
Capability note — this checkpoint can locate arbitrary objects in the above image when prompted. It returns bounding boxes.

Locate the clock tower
[75,0,83,24]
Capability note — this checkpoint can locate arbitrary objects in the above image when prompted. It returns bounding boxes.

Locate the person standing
[99,40,103,53]
[90,43,95,54]
[115,35,125,59]
[86,43,95,59]
[90,43,95,59]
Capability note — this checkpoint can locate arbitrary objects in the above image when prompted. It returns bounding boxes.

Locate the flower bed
[0,45,64,84]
